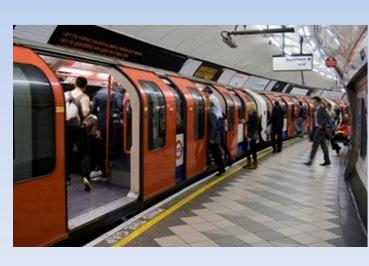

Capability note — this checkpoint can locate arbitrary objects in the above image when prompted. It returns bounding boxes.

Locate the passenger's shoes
[249,163,257,169]
[90,170,103,179]
[243,160,252,169]
[336,147,341,155]
[319,162,331,166]
[82,177,92,192]
[91,176,107,182]
[217,170,226,176]
[303,161,312,166]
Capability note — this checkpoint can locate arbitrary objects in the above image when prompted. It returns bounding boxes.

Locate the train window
[140,81,166,150]
[13,64,55,182]
[224,94,235,131]
[234,94,245,120]
[189,88,205,139]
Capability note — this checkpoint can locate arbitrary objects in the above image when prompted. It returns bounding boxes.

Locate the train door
[281,96,294,137]
[160,77,186,183]
[213,85,238,157]
[167,76,207,180]
[243,88,268,143]
[119,66,177,199]
[232,91,247,154]
[38,55,139,230]
[238,90,257,139]
[13,46,67,246]
[260,94,273,142]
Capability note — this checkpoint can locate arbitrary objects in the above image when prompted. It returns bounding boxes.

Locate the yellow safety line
[112,138,301,247]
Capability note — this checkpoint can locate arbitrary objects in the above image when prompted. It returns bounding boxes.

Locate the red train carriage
[13,41,350,246]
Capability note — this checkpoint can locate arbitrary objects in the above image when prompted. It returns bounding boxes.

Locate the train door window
[224,94,235,130]
[189,88,205,139]
[140,80,166,150]
[13,63,55,182]
[165,83,185,134]
[234,94,245,121]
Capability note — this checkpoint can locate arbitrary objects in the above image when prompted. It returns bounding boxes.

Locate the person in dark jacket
[270,101,285,152]
[244,111,260,169]
[304,96,331,166]
[207,101,226,176]
[90,81,124,178]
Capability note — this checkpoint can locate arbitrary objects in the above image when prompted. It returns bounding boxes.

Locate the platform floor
[90,139,367,247]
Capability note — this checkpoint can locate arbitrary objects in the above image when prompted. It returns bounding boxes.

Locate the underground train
[13,40,350,246]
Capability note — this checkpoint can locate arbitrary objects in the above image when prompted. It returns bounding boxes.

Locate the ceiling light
[58,67,94,76]
[326,74,333,79]
[326,28,335,37]
[334,38,341,45]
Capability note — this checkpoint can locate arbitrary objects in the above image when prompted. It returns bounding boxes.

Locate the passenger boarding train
[13,39,350,246]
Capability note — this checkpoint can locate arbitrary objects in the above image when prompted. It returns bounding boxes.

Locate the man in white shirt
[65,76,92,191]
[203,86,223,119]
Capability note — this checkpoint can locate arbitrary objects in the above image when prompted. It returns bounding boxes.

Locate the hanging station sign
[272,54,313,71]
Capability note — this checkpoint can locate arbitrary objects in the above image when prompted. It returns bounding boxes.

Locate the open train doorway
[40,55,139,230]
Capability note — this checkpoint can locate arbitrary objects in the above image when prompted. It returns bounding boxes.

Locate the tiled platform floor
[93,139,367,247]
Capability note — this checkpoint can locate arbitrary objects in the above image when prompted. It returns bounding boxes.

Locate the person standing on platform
[244,111,260,169]
[295,101,306,138]
[304,96,331,166]
[203,86,233,166]
[65,76,92,191]
[207,101,226,176]
[270,101,285,152]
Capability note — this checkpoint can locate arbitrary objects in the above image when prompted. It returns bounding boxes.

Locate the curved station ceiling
[103,25,366,89]
[14,25,367,99]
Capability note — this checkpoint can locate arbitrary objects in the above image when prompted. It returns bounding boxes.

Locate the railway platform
[87,139,367,247]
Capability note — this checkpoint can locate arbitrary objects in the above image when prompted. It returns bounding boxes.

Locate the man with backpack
[65,76,92,191]
[295,101,307,138]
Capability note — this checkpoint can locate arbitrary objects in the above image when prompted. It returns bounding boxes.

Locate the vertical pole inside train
[105,75,112,176]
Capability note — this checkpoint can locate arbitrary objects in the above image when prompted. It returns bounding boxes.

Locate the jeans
[309,128,331,163]
[295,117,304,137]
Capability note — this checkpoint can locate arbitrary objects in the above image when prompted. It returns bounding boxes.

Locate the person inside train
[90,81,124,179]
[64,76,92,191]
[202,86,233,165]
[331,115,351,154]
[202,86,222,119]
[304,96,331,166]
[269,101,285,152]
[244,111,260,169]
[207,101,226,176]
[295,101,307,138]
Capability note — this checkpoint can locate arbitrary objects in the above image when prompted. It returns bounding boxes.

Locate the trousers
[271,127,283,151]
[309,128,331,163]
